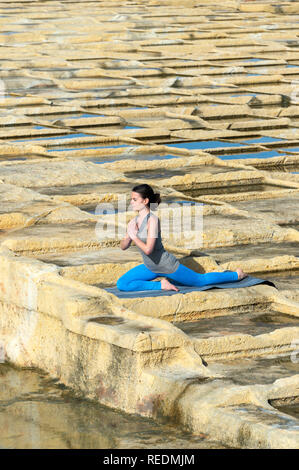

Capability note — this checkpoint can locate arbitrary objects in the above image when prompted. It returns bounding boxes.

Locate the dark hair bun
[152,193,161,206]
[132,184,161,210]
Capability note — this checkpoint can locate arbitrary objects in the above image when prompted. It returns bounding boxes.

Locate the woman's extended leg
[166,263,239,287]
[116,264,161,291]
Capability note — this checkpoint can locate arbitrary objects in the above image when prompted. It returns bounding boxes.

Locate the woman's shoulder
[148,213,160,235]
[148,212,159,223]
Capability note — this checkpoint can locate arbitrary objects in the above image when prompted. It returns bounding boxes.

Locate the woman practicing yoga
[117,184,248,292]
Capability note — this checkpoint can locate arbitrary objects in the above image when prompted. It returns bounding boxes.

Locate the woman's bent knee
[116,277,126,291]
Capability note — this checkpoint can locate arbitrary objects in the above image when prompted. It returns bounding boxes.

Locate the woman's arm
[120,218,138,250]
[130,215,159,256]
[120,231,133,250]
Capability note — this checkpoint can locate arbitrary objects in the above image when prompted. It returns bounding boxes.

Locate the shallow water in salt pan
[0,363,227,449]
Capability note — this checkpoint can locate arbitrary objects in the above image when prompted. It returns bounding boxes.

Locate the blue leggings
[116,263,238,292]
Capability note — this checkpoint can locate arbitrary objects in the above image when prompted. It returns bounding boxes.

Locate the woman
[117,184,247,292]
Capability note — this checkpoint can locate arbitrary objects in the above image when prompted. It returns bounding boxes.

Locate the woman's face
[130,191,149,211]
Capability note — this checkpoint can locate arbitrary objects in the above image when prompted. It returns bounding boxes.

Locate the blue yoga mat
[104,275,276,299]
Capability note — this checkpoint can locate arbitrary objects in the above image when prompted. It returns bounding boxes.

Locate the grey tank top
[135,212,180,274]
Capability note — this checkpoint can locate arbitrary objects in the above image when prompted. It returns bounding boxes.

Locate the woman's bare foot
[236,268,248,280]
[161,278,179,291]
